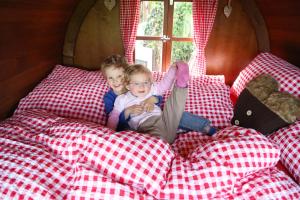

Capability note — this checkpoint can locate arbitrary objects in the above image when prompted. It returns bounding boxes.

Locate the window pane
[171,41,194,63]
[137,1,164,37]
[173,2,193,37]
[135,40,162,71]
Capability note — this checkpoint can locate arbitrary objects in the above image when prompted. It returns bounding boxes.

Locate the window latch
[160,35,170,42]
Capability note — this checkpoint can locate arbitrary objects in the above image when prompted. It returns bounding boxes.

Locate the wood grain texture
[0,0,80,120]
[73,0,124,70]
[206,0,258,85]
[255,0,300,67]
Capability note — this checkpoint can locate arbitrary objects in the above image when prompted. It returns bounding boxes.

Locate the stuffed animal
[232,74,300,135]
[246,74,278,101]
[246,74,300,124]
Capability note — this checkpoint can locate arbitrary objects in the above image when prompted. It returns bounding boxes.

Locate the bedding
[231,52,300,185]
[1,109,299,199]
[16,65,233,129]
[231,52,300,101]
[1,60,300,199]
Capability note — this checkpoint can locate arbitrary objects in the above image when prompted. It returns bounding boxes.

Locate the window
[135,0,194,72]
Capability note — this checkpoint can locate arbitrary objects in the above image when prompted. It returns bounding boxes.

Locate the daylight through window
[135,0,194,72]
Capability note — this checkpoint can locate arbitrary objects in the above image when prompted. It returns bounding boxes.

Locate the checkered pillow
[189,126,280,178]
[153,72,233,129]
[16,66,232,129]
[231,52,300,100]
[15,65,109,125]
[268,121,300,184]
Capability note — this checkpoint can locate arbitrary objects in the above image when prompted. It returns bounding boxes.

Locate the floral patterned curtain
[191,0,218,75]
[120,0,140,64]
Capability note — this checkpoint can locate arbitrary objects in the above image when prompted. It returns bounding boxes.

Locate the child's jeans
[178,112,211,132]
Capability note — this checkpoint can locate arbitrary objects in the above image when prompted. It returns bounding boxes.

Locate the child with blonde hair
[102,55,217,136]
[107,63,189,144]
[101,55,163,131]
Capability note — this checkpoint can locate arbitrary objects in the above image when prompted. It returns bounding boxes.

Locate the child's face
[127,72,152,98]
[104,66,126,95]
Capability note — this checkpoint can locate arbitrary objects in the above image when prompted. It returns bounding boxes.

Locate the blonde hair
[124,64,152,85]
[101,54,129,77]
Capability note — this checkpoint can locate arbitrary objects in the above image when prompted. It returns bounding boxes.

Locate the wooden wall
[1,0,300,120]
[256,0,300,66]
[67,0,260,85]
[74,1,123,69]
[62,0,123,69]
[206,0,259,85]
[0,0,80,120]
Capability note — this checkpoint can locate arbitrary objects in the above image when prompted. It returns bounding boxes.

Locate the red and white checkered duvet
[230,52,300,185]
[0,109,299,199]
[268,121,300,184]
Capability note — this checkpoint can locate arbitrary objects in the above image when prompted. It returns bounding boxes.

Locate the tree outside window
[136,0,194,72]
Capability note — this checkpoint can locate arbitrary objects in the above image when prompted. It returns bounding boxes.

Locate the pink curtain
[191,0,218,75]
[120,0,140,64]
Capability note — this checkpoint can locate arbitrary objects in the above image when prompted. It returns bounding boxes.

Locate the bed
[0,52,299,199]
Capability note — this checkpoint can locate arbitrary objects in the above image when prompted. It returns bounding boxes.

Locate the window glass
[135,40,162,71]
[171,41,194,63]
[173,2,193,37]
[138,1,164,37]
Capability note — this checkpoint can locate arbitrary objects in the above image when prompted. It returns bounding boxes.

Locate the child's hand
[141,102,154,112]
[141,96,158,112]
[125,104,144,118]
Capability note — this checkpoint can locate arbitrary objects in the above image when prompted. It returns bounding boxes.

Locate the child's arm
[141,95,163,112]
[107,109,120,130]
[107,95,124,130]
[117,111,130,131]
[156,64,177,95]
[104,90,117,114]
[124,104,144,119]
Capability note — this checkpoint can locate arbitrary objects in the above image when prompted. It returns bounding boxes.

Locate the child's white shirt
[113,84,161,130]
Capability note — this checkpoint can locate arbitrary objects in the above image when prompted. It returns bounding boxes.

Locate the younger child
[107,63,189,144]
[101,55,162,131]
[101,55,217,135]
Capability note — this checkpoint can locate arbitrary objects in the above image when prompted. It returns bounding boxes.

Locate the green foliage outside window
[142,2,194,66]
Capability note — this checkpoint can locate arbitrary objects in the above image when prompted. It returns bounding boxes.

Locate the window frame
[136,0,193,71]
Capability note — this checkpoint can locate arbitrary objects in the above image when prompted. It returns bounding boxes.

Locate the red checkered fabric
[185,81,233,128]
[159,156,236,199]
[66,167,155,200]
[231,52,300,99]
[189,126,280,178]
[1,109,300,199]
[1,109,174,198]
[0,113,74,199]
[268,120,300,184]
[153,72,233,129]
[191,0,218,75]
[79,129,175,197]
[157,126,294,199]
[232,167,300,199]
[15,65,109,125]
[16,66,232,130]
[120,0,140,64]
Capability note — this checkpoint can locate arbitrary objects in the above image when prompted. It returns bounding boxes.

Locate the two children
[107,63,189,144]
[101,55,216,143]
